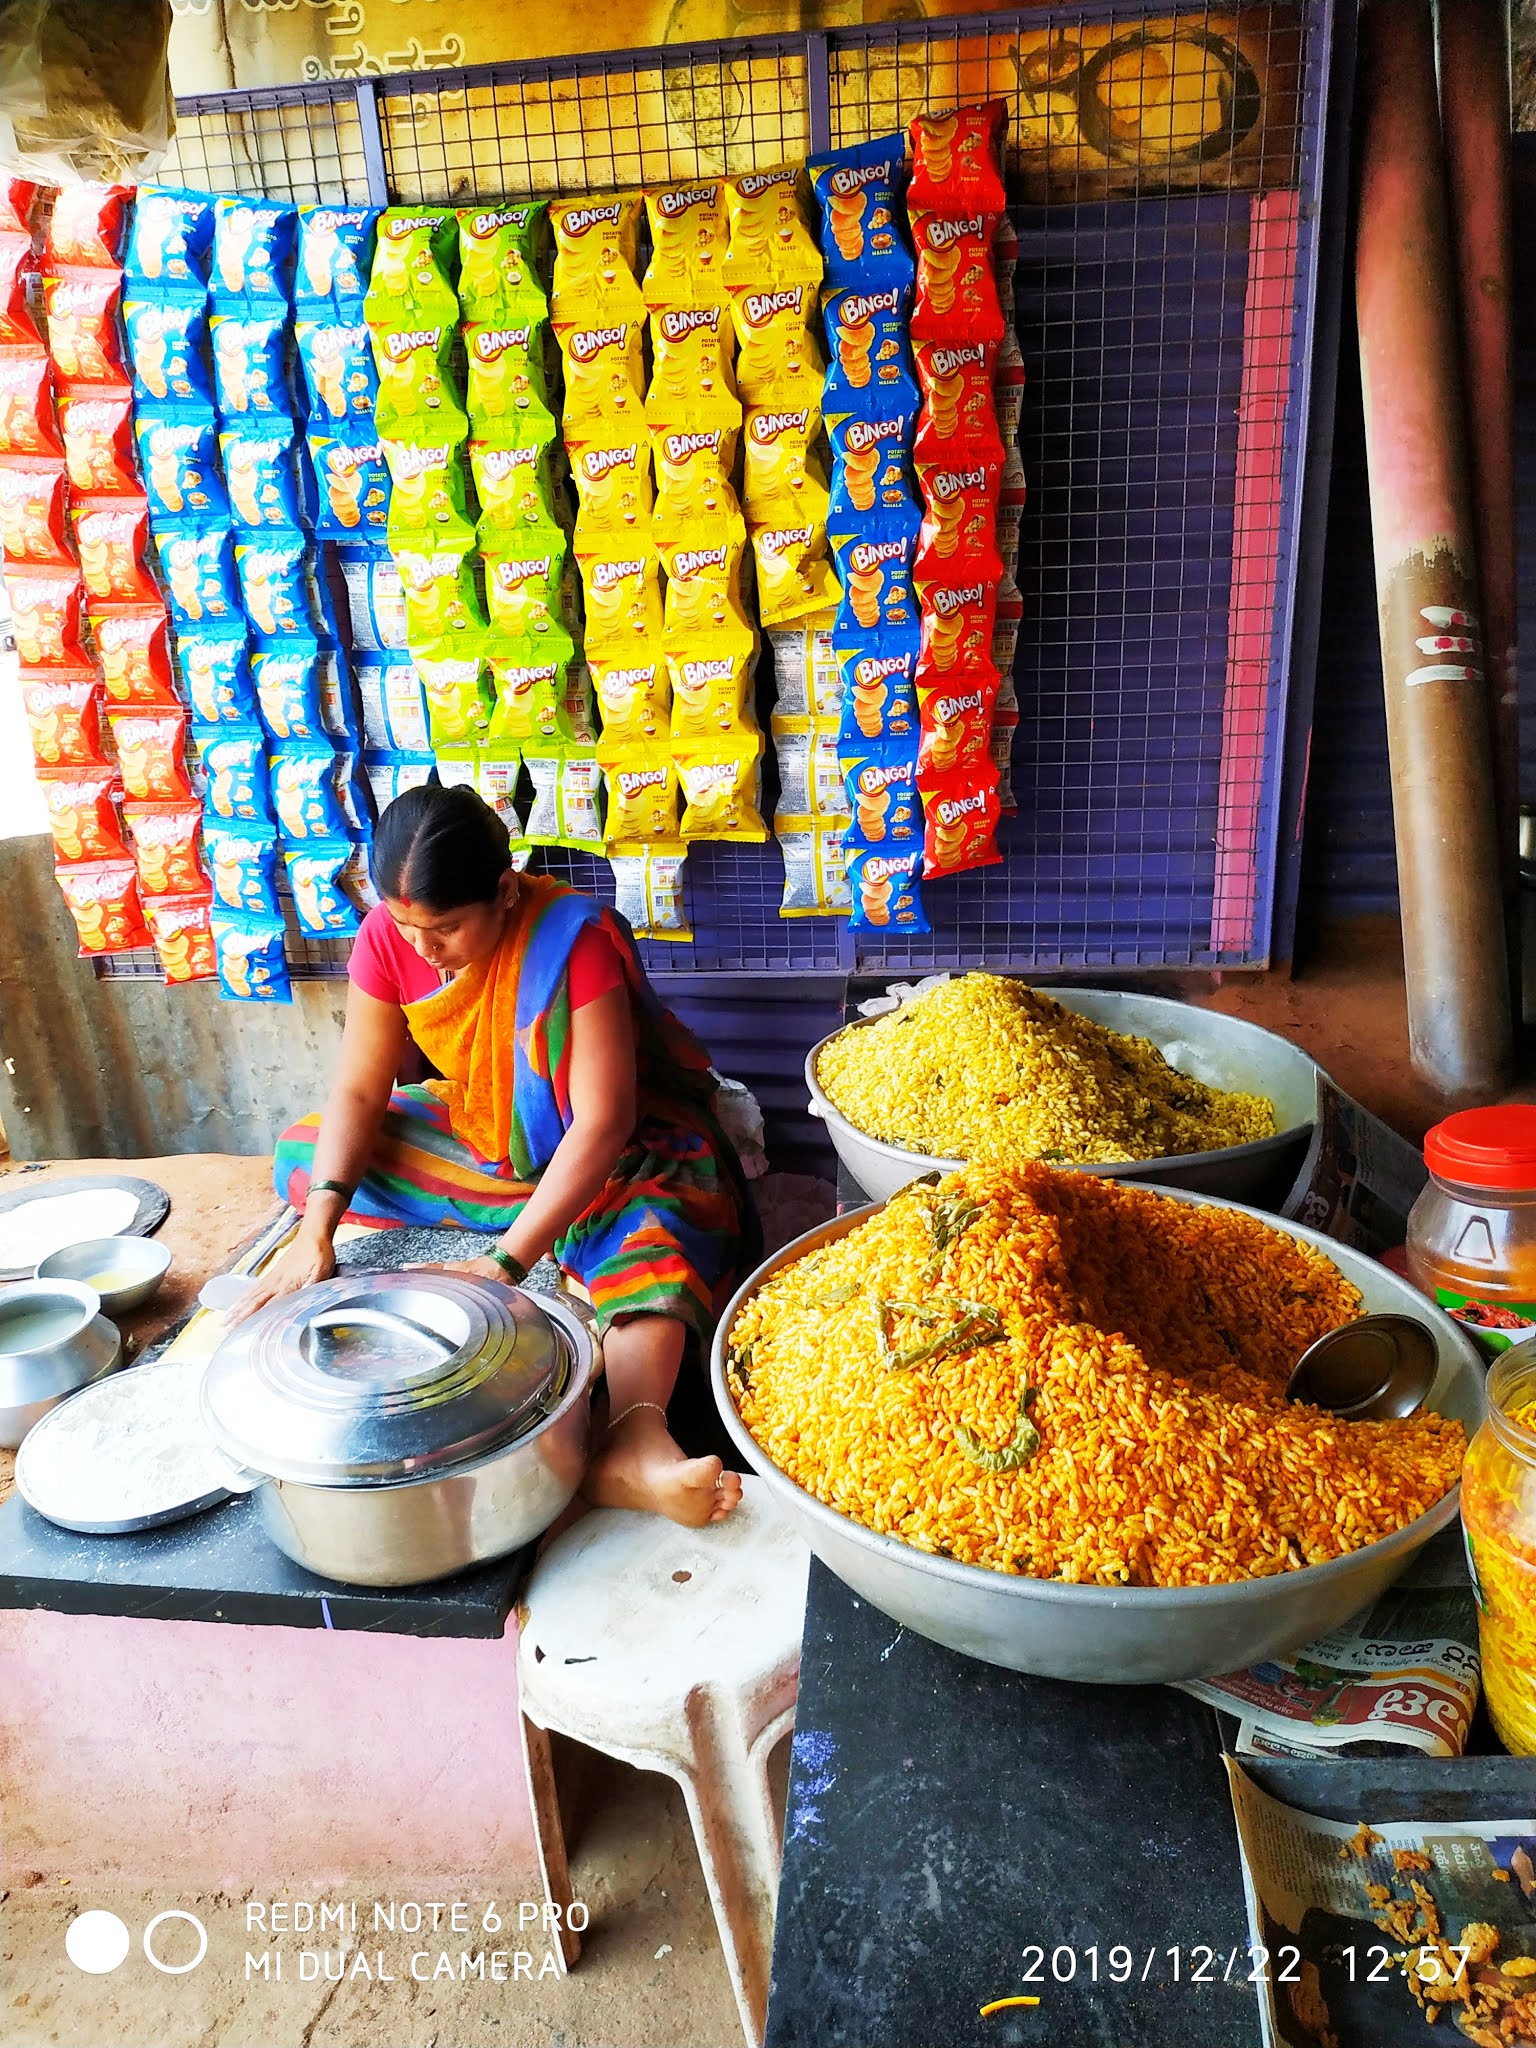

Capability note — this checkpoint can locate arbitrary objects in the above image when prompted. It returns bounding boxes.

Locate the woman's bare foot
[584,1406,743,1527]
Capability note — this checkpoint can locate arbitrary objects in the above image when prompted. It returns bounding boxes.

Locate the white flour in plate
[17,1357,242,1528]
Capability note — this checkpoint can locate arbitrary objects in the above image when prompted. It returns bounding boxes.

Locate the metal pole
[1436,0,1520,986]
[1355,0,1514,1100]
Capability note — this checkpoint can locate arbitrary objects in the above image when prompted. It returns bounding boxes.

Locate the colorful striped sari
[272,877,749,1336]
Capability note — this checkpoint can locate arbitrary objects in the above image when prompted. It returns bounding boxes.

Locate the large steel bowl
[710,1191,1484,1684]
[807,987,1321,1202]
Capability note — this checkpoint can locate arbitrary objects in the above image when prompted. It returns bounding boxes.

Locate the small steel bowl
[37,1236,171,1317]
[1286,1313,1441,1420]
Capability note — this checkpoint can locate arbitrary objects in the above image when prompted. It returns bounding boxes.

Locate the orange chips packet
[47,184,132,268]
[123,800,207,897]
[7,563,86,664]
[920,761,1003,876]
[910,212,1005,344]
[915,574,1000,683]
[915,453,1004,584]
[0,233,41,347]
[93,605,177,706]
[73,494,157,602]
[56,859,152,956]
[23,668,104,766]
[0,456,70,564]
[907,102,1009,216]
[39,764,125,863]
[109,709,193,803]
[42,268,127,386]
[144,890,218,984]
[643,181,730,309]
[915,665,1000,780]
[912,338,1003,463]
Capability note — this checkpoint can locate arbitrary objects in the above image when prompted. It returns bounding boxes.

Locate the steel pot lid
[201,1271,568,1485]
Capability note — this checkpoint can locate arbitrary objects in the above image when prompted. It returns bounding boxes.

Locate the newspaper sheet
[1283,1074,1429,1260]
[1227,1761,1536,2048]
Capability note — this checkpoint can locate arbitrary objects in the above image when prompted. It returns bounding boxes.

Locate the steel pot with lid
[202,1271,598,1587]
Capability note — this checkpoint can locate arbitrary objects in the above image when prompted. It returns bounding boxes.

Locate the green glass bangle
[308,1179,353,1202]
[487,1246,528,1285]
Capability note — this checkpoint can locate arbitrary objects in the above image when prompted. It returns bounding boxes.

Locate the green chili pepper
[954,1388,1041,1472]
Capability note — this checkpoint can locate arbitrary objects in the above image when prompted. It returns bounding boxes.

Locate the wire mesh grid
[160,85,377,207]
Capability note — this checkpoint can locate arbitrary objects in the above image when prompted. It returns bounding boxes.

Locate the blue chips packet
[307,426,389,539]
[821,282,918,415]
[156,525,241,631]
[285,839,362,936]
[826,403,921,524]
[294,319,378,424]
[252,641,324,741]
[126,189,215,287]
[198,726,275,826]
[294,207,378,314]
[179,628,256,727]
[221,420,304,532]
[845,844,929,934]
[211,198,297,306]
[806,134,915,294]
[234,533,313,637]
[835,628,921,745]
[211,908,292,1003]
[204,822,280,916]
[271,738,349,842]
[135,408,227,522]
[123,296,213,407]
[209,309,290,418]
[829,505,921,638]
[839,741,923,850]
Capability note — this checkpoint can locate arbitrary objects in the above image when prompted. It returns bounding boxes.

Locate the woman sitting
[246,782,751,1527]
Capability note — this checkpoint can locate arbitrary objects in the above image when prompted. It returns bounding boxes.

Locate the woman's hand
[228,1230,338,1322]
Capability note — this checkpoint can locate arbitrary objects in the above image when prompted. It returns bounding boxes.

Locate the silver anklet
[606,1399,669,1433]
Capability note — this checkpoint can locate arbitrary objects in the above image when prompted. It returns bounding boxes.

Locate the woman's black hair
[371,782,512,911]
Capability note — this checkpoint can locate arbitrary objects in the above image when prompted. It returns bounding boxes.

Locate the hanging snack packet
[590,654,668,745]
[992,572,1023,677]
[767,618,841,720]
[206,308,287,418]
[1,457,70,564]
[59,387,138,496]
[296,207,377,311]
[845,844,929,934]
[994,323,1026,443]
[393,539,484,647]
[23,668,104,766]
[907,101,1009,217]
[56,858,153,955]
[609,843,691,942]
[0,234,40,348]
[841,743,922,849]
[414,643,493,749]
[549,196,643,322]
[651,425,742,551]
[111,708,193,802]
[294,317,376,423]
[211,909,292,1002]
[76,494,157,602]
[234,533,313,638]
[487,648,574,747]
[835,629,920,744]
[646,305,739,430]
[522,745,604,850]
[556,317,646,431]
[126,190,214,287]
[199,728,274,826]
[564,660,597,745]
[271,740,349,842]
[309,427,390,538]
[579,547,663,656]
[768,716,847,822]
[676,737,767,842]
[40,764,125,863]
[95,605,175,707]
[666,647,753,743]
[777,816,852,918]
[221,418,303,530]
[829,509,920,634]
[569,437,652,551]
[483,535,575,650]
[807,134,913,292]
[47,184,130,268]
[379,427,473,545]
[43,269,126,384]
[598,746,678,846]
[991,705,1019,815]
[476,750,524,834]
[457,204,547,321]
[211,198,296,304]
[179,630,255,727]
[826,403,920,521]
[204,822,280,914]
[916,664,999,780]
[122,799,205,896]
[122,296,212,407]
[8,564,86,665]
[751,524,838,628]
[729,284,824,410]
[136,407,226,521]
[822,283,915,407]
[144,890,218,984]
[722,167,822,290]
[251,641,325,741]
[354,654,431,754]
[370,316,464,431]
[364,210,459,325]
[659,534,755,649]
[643,180,729,310]
[915,453,1004,583]
[0,349,59,455]
[340,548,408,651]
[913,338,1002,463]
[464,313,556,434]
[0,182,36,237]
[921,761,1003,877]
[286,841,361,937]
[469,428,561,540]
[910,212,1004,345]
[915,571,999,682]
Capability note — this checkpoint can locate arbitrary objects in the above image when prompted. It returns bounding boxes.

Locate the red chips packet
[1,181,39,238]
[915,453,1003,584]
[46,185,131,268]
[916,664,1000,781]
[108,708,193,802]
[38,764,126,863]
[22,667,105,766]
[55,858,153,956]
[915,574,1000,686]
[144,890,218,984]
[123,800,207,896]
[911,339,1001,465]
[0,233,42,347]
[73,494,157,602]
[909,212,1004,345]
[907,101,1008,216]
[58,386,139,495]
[920,760,1003,876]
[92,603,176,705]
[7,563,88,664]
[0,455,70,563]
[0,346,60,455]
[42,268,127,387]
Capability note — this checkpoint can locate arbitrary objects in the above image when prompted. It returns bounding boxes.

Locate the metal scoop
[1286,1313,1439,1420]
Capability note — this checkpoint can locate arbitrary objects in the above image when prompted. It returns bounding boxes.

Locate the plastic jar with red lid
[1406,1105,1536,1360]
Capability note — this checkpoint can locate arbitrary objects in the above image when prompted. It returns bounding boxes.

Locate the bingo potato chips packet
[658,535,755,650]
[43,269,126,385]
[136,408,227,521]
[651,425,742,552]
[295,318,376,422]
[110,708,193,802]
[915,665,999,780]
[271,740,350,843]
[557,318,646,431]
[569,437,652,551]
[915,453,1004,583]
[7,564,86,665]
[94,605,176,706]
[777,817,852,918]
[204,823,280,915]
[907,102,1008,217]
[751,524,838,628]
[590,654,668,745]
[836,629,920,743]
[1,457,70,564]
[123,799,206,896]
[309,428,389,537]
[826,405,920,521]
[487,649,574,748]
[210,307,291,418]
[199,728,275,825]
[470,430,562,541]
[123,296,213,407]
[920,760,1002,876]
[211,909,292,1002]
[912,338,1003,463]
[741,403,827,526]
[47,184,130,268]
[598,746,679,845]
[393,540,485,647]
[464,314,555,435]
[675,737,767,842]
[729,284,824,410]
[483,536,576,651]
[211,198,296,304]
[643,180,729,309]
[841,743,922,848]
[234,533,314,637]
[415,644,493,749]
[56,859,153,955]
[58,388,139,496]
[915,571,999,682]
[381,428,473,543]
[0,234,40,348]
[721,167,823,290]
[845,845,929,933]
[549,196,643,322]
[830,509,920,634]
[646,305,739,431]
[75,494,157,601]
[295,207,377,312]
[40,764,125,862]
[822,283,916,408]
[579,547,663,656]
[0,350,60,455]
[666,647,753,743]
[807,135,913,292]
[910,212,1005,345]
[252,641,325,741]
[179,630,256,727]
[23,668,103,765]
[221,419,304,529]
[457,204,548,323]
[608,844,691,942]
[364,210,459,325]
[286,842,361,937]
[144,890,218,984]
[370,317,464,432]
[126,190,214,286]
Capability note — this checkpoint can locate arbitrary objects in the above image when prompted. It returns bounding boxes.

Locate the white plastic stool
[516,1477,810,2048]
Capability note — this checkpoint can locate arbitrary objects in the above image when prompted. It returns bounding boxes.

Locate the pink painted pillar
[0,1608,539,1891]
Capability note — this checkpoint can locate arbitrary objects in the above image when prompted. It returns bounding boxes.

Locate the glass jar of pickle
[1406,1106,1536,1358]
[1460,1350,1536,1754]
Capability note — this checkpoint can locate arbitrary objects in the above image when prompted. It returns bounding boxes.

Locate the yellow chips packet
[642,180,729,310]
[751,523,840,628]
[469,428,562,541]
[578,547,664,656]
[568,435,653,551]
[590,653,669,744]
[549,196,644,322]
[486,647,574,747]
[646,305,740,431]
[414,641,494,748]
[381,427,474,545]
[556,317,647,433]
[722,167,824,289]
[666,646,754,742]
[597,744,680,845]
[658,533,755,650]
[676,734,767,842]
[729,283,824,409]
[742,402,829,525]
[650,425,743,553]
[393,539,486,647]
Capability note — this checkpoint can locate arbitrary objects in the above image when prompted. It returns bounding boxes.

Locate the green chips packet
[457,203,549,324]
